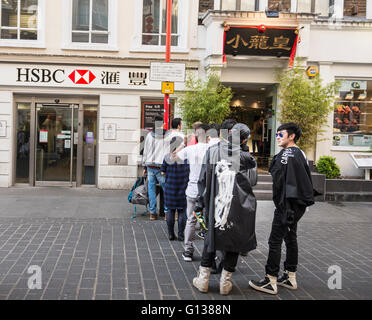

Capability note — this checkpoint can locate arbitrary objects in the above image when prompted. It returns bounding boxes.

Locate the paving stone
[0,190,371,300]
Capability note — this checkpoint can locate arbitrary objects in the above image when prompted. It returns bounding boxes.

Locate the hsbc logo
[16,66,120,86]
[68,69,96,84]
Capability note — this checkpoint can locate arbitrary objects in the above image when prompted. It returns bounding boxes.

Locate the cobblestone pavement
[0,188,371,300]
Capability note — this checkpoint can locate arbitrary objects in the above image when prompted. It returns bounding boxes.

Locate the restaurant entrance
[227,83,277,172]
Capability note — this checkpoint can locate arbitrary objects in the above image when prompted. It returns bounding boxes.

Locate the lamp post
[164,0,172,130]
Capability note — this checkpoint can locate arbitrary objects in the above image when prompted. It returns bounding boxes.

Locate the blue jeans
[147,167,167,214]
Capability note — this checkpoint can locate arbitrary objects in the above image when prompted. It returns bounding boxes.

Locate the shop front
[328,78,372,178]
[0,62,186,189]
[214,16,302,170]
[332,80,372,150]
[15,97,98,187]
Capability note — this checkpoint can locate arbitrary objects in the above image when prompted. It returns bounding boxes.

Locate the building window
[268,0,290,11]
[343,0,366,17]
[296,0,331,16]
[72,0,108,44]
[0,0,38,40]
[63,0,117,51]
[132,0,189,52]
[142,0,179,46]
[221,0,259,11]
[333,80,372,147]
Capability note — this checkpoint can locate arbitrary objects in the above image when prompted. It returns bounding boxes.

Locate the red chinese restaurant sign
[223,26,299,64]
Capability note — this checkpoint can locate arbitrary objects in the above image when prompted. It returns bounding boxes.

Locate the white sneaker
[249,274,278,295]
[277,271,297,290]
[193,266,210,293]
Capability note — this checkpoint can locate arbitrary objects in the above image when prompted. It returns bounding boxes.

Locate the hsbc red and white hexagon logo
[68,69,96,84]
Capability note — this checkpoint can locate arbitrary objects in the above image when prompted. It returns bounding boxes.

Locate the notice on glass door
[64,139,71,149]
[40,130,48,143]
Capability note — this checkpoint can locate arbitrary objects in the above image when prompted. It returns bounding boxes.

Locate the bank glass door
[35,104,78,186]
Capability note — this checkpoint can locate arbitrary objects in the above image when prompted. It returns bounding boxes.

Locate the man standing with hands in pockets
[249,122,315,295]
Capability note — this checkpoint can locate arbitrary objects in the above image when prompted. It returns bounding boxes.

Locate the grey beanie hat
[232,123,250,140]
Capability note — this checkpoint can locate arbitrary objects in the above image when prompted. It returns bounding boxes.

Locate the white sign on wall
[150,62,186,82]
[104,123,116,140]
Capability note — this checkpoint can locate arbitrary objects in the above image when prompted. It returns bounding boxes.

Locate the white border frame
[130,0,190,53]
[0,0,46,48]
[62,0,118,51]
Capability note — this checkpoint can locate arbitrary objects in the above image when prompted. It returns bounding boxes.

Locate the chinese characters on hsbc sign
[224,26,298,57]
[0,64,188,90]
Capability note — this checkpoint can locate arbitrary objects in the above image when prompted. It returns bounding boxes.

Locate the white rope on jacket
[214,159,236,230]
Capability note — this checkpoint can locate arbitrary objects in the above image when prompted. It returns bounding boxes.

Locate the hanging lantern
[258,24,266,33]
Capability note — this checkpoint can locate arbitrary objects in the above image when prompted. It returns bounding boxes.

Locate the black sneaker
[277,271,297,290]
[197,230,205,240]
[182,251,193,262]
[249,275,278,295]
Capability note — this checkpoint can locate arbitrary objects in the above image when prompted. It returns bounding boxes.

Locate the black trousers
[200,241,239,273]
[166,209,186,238]
[265,207,306,277]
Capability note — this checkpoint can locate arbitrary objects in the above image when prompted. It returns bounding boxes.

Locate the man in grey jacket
[142,115,172,221]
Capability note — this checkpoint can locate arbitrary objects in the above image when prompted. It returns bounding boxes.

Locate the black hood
[218,140,256,171]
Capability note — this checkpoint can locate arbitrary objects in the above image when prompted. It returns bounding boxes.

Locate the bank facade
[0,0,199,188]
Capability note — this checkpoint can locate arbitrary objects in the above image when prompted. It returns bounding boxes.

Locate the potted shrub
[316,156,341,179]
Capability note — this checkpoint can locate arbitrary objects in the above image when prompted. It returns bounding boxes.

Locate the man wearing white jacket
[142,115,173,221]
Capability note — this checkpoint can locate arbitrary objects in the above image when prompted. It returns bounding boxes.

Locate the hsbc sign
[0,64,189,91]
[17,67,98,85]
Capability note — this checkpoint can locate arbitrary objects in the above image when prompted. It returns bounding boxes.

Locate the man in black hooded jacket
[192,123,257,295]
[249,122,314,295]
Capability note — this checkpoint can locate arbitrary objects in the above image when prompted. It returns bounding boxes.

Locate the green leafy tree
[177,72,233,127]
[277,61,340,153]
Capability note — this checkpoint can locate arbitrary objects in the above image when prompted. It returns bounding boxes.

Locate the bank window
[63,0,117,50]
[72,0,109,43]
[0,0,44,43]
[142,0,179,46]
[297,0,331,16]
[221,0,258,11]
[333,80,372,148]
